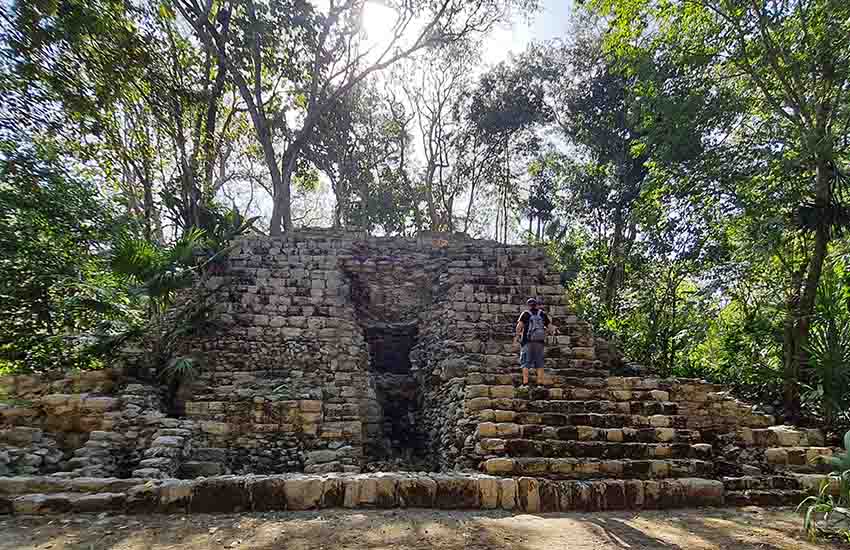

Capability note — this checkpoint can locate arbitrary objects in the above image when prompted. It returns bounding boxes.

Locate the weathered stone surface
[73,492,126,513]
[285,477,324,510]
[434,475,479,509]
[398,476,436,508]
[517,478,540,513]
[191,478,250,513]
[157,480,194,513]
[499,478,517,510]
[249,476,287,512]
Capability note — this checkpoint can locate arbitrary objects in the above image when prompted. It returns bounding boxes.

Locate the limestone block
[655,428,675,443]
[496,423,521,437]
[602,480,626,510]
[191,478,250,513]
[805,429,826,447]
[649,415,670,428]
[397,476,436,508]
[624,479,645,508]
[650,390,669,401]
[434,475,479,509]
[249,476,287,512]
[320,421,362,441]
[157,480,194,513]
[343,476,367,508]
[466,385,490,398]
[299,400,322,413]
[499,478,517,510]
[600,460,623,476]
[200,421,231,435]
[517,478,540,513]
[683,478,724,506]
[478,477,499,509]
[483,458,514,474]
[321,476,345,509]
[285,477,324,510]
[607,429,624,443]
[538,479,560,512]
[490,386,515,399]
[765,448,788,465]
[650,461,670,478]
[477,422,498,437]
[13,493,72,515]
[477,439,506,454]
[466,397,492,411]
[516,458,549,476]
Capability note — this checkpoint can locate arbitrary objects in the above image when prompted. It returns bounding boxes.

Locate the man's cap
[526,298,538,305]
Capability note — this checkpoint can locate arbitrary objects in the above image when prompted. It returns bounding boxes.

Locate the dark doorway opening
[363,322,428,468]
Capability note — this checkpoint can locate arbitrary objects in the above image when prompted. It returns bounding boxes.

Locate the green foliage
[799,432,850,541]
[0,148,125,372]
[161,356,198,385]
[805,265,850,428]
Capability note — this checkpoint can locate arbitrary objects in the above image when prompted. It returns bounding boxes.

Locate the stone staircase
[132,420,196,479]
[417,253,841,507]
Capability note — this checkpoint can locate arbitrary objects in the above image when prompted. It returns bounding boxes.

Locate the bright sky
[361,0,573,66]
[483,0,573,64]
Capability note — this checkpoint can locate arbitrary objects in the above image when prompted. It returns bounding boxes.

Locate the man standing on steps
[513,298,559,385]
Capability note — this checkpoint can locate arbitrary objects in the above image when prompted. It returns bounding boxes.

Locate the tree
[468,60,550,242]
[175,0,537,236]
[0,148,123,371]
[6,0,245,242]
[592,0,850,416]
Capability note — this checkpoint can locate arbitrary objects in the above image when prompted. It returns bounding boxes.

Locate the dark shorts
[520,342,544,370]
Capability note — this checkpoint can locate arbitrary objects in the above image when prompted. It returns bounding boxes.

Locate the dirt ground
[0,507,845,550]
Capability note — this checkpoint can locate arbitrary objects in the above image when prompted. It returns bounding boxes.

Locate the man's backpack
[527,310,546,342]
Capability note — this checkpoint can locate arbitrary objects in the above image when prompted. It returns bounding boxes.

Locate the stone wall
[0,369,166,478]
[0,230,841,496]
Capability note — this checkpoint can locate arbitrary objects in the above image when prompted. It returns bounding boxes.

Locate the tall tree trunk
[784,158,832,418]
[275,152,297,232]
[424,163,439,231]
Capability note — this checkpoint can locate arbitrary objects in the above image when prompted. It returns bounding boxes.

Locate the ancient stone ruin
[0,230,842,514]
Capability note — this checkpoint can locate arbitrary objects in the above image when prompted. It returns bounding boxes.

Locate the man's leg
[520,345,529,385]
[531,342,545,384]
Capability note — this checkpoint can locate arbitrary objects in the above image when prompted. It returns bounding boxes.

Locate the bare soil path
[0,507,844,550]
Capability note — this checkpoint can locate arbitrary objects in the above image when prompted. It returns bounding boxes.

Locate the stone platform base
[0,473,735,515]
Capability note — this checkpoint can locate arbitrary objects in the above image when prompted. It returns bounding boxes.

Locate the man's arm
[544,312,559,335]
[513,313,527,347]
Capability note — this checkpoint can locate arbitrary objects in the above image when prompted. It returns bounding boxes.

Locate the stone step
[763,447,836,473]
[0,474,726,514]
[722,475,805,492]
[474,410,690,430]
[477,439,712,461]
[738,426,826,447]
[465,366,609,383]
[0,477,143,496]
[468,397,680,417]
[180,461,225,477]
[525,400,680,416]
[518,425,703,444]
[7,492,127,514]
[482,457,715,479]
[475,421,702,444]
[724,489,808,507]
[526,387,674,402]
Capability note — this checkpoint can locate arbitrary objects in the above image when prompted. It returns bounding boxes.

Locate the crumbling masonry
[0,230,842,514]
